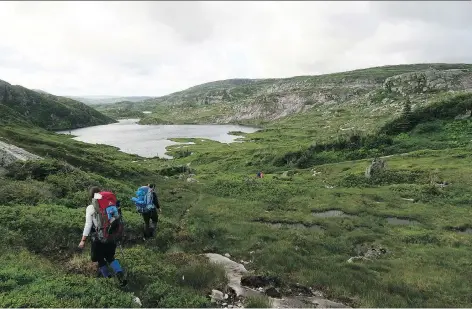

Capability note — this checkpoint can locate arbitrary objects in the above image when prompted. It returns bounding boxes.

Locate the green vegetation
[2,64,472,307]
[1,79,115,130]
[95,63,472,126]
[244,295,272,308]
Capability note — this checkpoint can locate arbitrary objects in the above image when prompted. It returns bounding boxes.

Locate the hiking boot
[116,271,128,287]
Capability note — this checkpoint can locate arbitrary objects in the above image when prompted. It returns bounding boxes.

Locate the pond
[58,119,259,159]
[312,210,356,218]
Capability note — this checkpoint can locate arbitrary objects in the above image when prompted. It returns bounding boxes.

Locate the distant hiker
[257,171,264,178]
[78,186,127,287]
[131,183,160,239]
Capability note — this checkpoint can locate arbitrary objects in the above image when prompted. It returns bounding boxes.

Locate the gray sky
[0,1,471,97]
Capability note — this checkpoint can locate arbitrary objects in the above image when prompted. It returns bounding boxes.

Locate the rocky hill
[68,95,153,105]
[96,63,472,125]
[1,80,115,130]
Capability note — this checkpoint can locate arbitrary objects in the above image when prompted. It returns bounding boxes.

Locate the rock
[211,289,225,302]
[383,69,466,96]
[313,290,324,298]
[365,157,387,179]
[289,283,313,296]
[241,275,280,288]
[265,287,282,298]
[205,253,349,308]
[282,170,295,177]
[0,141,42,167]
[436,181,449,188]
[225,253,231,258]
[349,244,388,263]
[204,253,248,297]
[223,303,228,307]
[455,110,472,120]
[187,177,197,183]
[132,296,142,307]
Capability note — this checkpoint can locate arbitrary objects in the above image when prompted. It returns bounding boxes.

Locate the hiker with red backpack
[78,186,127,287]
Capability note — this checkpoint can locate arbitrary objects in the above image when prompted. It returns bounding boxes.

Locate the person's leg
[104,242,127,286]
[142,212,151,238]
[93,241,111,278]
[149,209,158,237]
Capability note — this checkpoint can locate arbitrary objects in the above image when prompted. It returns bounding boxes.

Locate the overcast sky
[0,1,471,97]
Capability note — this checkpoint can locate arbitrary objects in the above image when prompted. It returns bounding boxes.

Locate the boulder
[365,158,387,179]
[211,289,225,302]
[0,140,42,167]
[265,287,282,298]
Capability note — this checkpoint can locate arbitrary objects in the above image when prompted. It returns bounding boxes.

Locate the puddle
[454,228,472,235]
[386,217,420,225]
[266,222,323,231]
[312,210,356,218]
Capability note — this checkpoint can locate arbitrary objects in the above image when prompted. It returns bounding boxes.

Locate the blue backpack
[131,186,155,214]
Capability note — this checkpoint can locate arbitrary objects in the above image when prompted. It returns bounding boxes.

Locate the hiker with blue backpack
[131,183,160,240]
[78,186,127,287]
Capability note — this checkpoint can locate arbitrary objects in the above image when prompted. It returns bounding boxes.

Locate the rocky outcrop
[383,69,472,96]
[365,158,387,179]
[0,140,42,167]
[347,244,388,263]
[204,253,349,308]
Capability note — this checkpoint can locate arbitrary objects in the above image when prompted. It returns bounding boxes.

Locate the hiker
[144,183,161,238]
[131,184,160,239]
[78,186,127,287]
[257,171,264,178]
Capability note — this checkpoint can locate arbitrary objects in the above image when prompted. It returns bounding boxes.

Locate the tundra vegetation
[1,63,472,307]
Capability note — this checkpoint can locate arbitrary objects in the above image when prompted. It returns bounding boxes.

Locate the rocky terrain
[0,140,43,168]
[205,253,349,308]
[95,64,472,125]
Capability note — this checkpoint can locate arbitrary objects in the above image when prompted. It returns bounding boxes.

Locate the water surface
[312,210,356,218]
[59,119,258,159]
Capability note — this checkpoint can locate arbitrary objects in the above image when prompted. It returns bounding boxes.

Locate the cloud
[0,1,471,96]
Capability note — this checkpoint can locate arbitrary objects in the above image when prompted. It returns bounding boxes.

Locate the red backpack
[92,191,124,243]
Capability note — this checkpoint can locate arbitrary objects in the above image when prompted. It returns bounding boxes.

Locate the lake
[58,119,259,159]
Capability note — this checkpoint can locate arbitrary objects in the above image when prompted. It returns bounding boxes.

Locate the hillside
[96,63,472,126]
[69,95,153,105]
[3,64,472,308]
[1,80,116,130]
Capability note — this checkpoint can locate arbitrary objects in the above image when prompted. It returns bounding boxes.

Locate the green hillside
[95,63,472,126]
[2,64,472,307]
[1,80,115,130]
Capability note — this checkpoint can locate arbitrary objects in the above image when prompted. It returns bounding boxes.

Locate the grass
[159,92,472,307]
[2,64,472,307]
[244,295,272,308]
